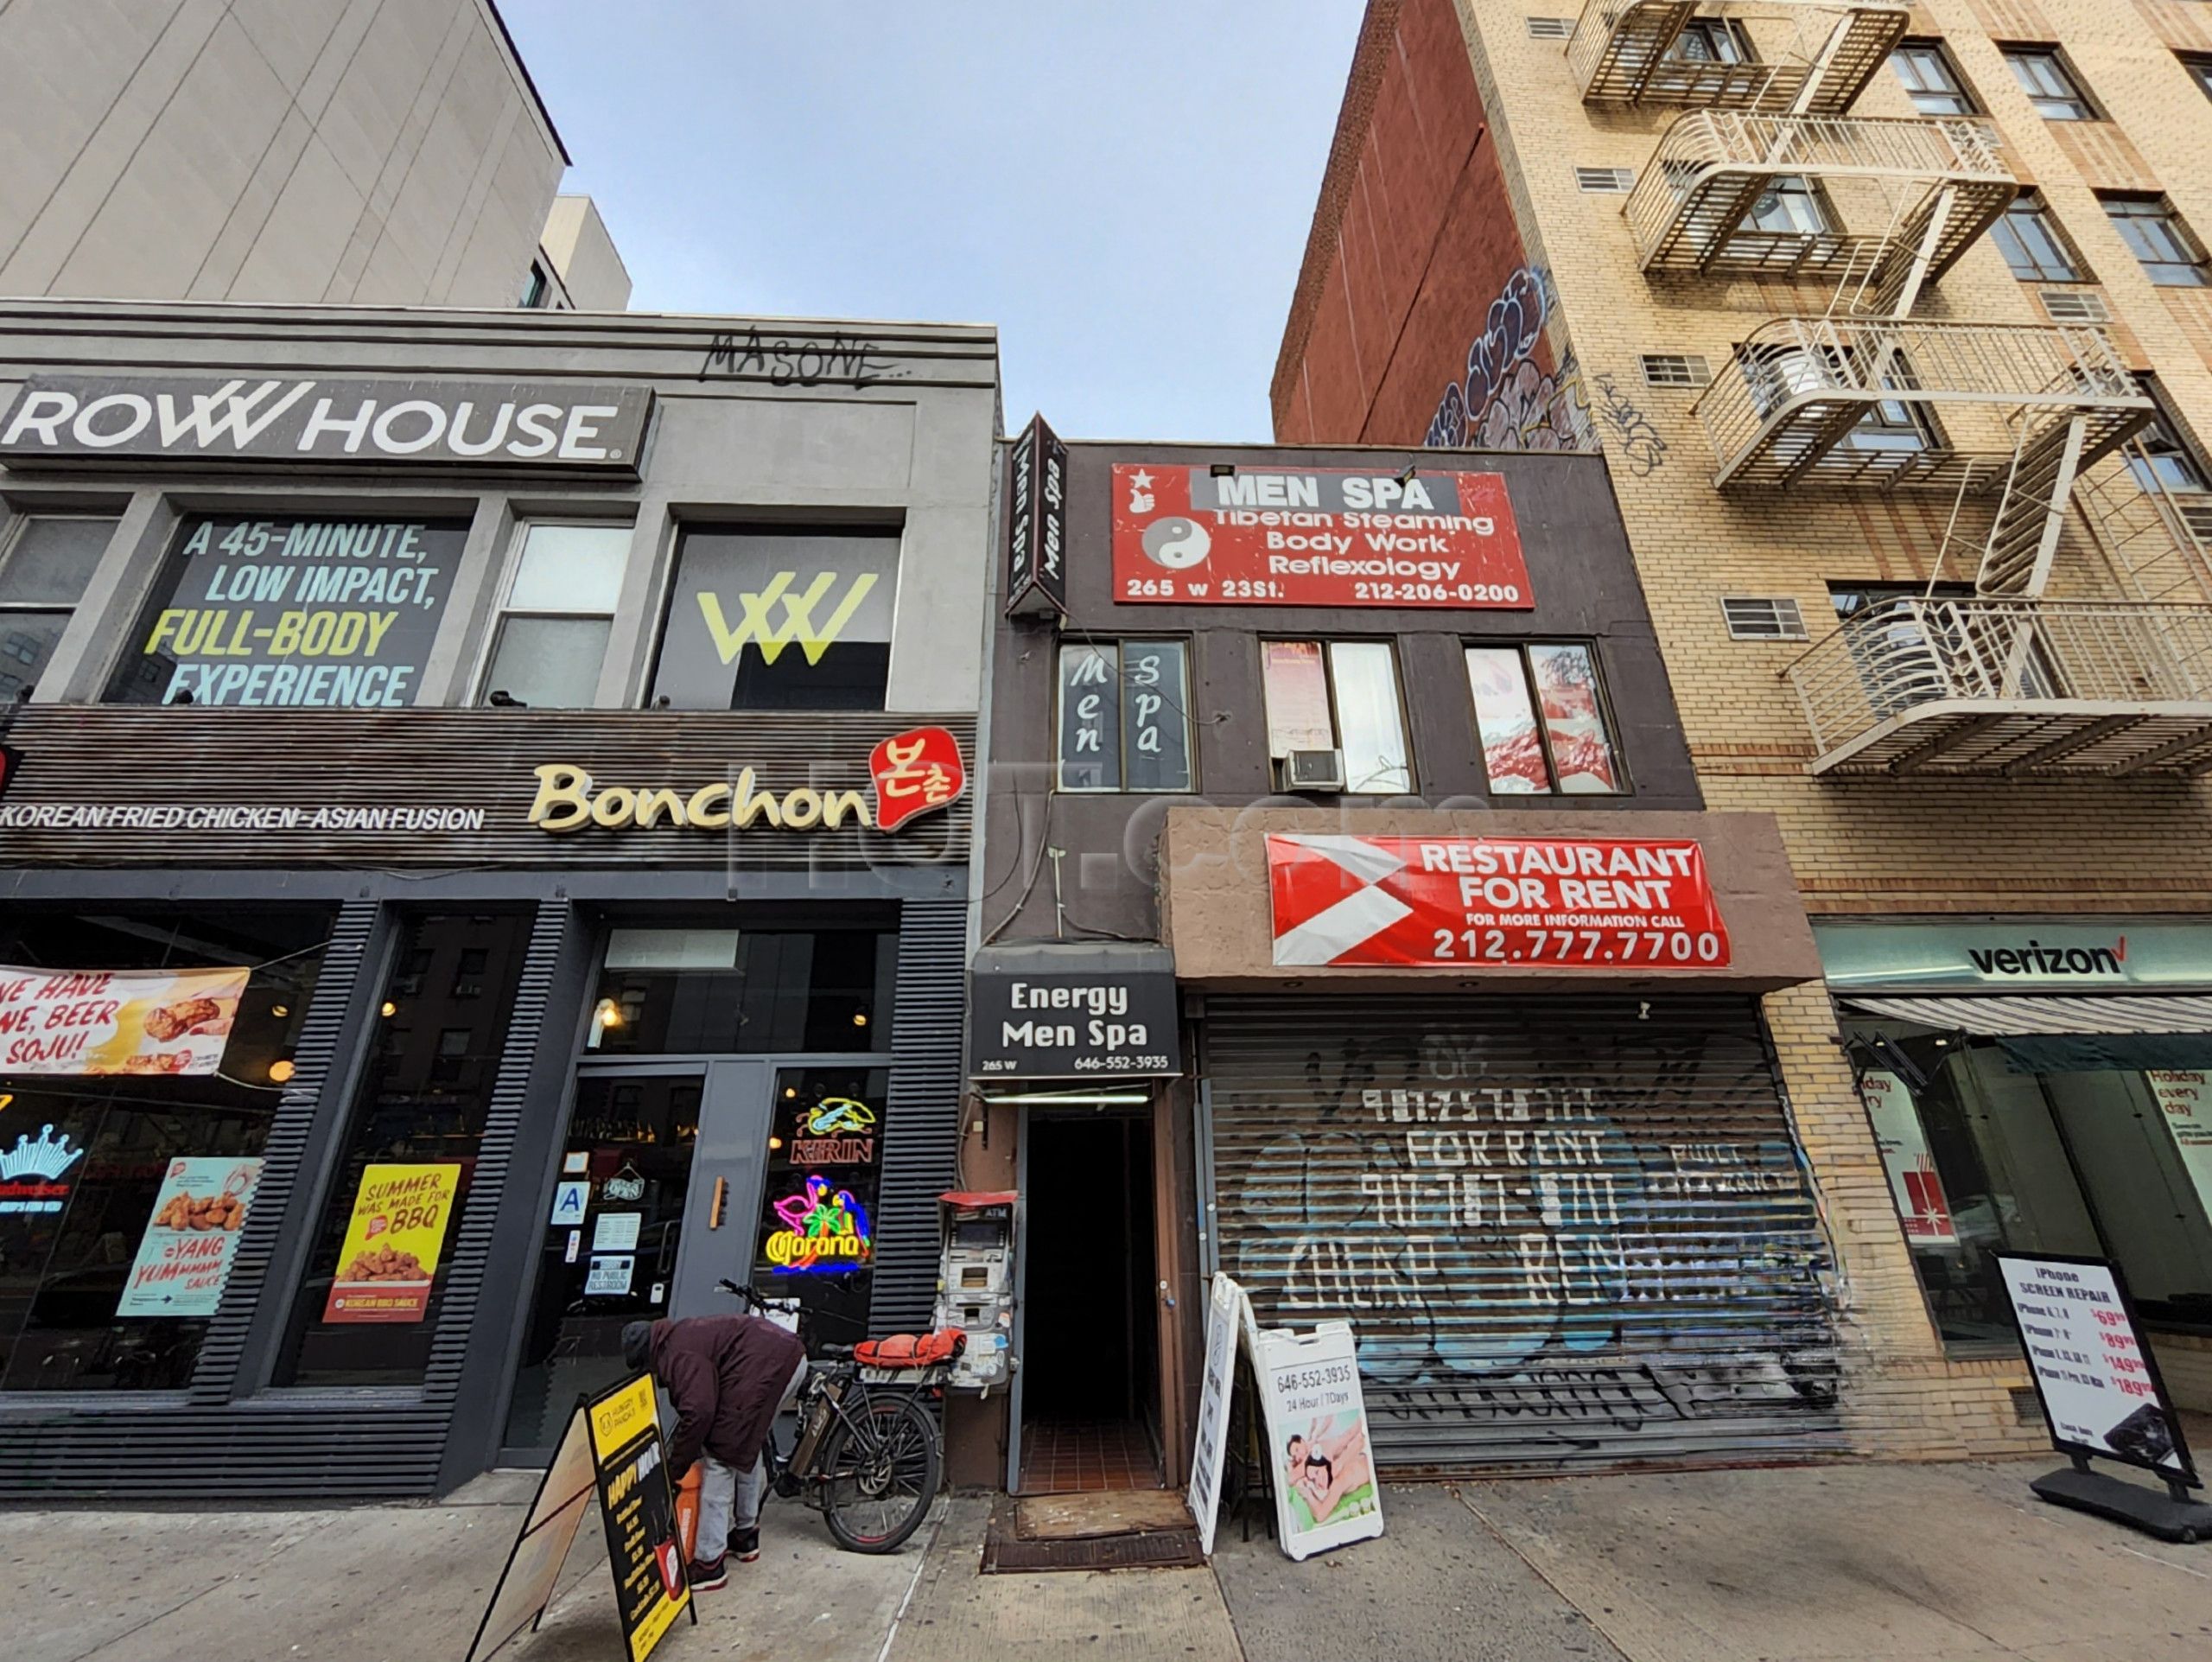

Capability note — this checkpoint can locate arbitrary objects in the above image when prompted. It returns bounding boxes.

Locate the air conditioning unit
[1279,748,1347,792]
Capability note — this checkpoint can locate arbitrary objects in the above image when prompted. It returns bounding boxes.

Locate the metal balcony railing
[1785,598,2212,775]
[1696,317,2149,489]
[1569,2,1909,114]
[1624,112,2015,292]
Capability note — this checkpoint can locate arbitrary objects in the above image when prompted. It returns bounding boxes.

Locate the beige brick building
[1277,0,2212,1461]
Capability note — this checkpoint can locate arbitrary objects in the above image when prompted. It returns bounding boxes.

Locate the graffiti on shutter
[1205,994,1844,1474]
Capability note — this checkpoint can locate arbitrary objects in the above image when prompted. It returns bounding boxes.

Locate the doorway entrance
[1017,1111,1161,1493]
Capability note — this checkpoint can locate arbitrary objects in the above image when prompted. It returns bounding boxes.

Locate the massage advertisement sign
[1996,1252,2199,1486]
[0,964,248,1075]
[321,1162,461,1322]
[1252,1320,1384,1562]
[1267,834,1731,969]
[117,1156,264,1317]
[1110,463,1530,608]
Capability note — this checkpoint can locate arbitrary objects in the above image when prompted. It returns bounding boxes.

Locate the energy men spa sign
[1111,463,1530,608]
[0,376,652,471]
[525,726,968,834]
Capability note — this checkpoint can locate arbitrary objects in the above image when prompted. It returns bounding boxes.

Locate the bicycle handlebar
[716,1277,772,1313]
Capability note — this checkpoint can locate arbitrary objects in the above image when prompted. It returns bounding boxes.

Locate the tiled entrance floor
[1018,1417,1161,1493]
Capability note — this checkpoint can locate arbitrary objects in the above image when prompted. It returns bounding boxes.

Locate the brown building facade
[1276,0,2212,1458]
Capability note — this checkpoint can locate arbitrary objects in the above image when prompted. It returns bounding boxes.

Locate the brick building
[1276,0,2212,1460]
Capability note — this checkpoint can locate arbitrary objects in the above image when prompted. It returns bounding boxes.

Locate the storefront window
[277,913,531,1385]
[755,1066,888,1348]
[105,514,468,709]
[586,927,893,1054]
[0,908,328,1391]
[1847,1022,2212,1342]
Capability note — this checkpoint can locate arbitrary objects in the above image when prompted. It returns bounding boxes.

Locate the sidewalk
[4,1455,2209,1662]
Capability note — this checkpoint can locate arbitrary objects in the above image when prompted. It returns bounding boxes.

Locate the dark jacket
[649,1314,808,1476]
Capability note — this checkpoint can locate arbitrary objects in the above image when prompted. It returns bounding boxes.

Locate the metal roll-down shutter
[1205,994,1843,1475]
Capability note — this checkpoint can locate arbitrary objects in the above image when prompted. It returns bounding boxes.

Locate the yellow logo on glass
[698,570,878,666]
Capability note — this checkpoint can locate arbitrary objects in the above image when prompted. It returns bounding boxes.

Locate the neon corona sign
[763,1175,872,1273]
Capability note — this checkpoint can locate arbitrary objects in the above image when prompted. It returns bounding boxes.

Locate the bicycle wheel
[818,1391,940,1553]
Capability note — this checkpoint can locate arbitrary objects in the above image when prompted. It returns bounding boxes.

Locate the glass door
[500,1060,774,1455]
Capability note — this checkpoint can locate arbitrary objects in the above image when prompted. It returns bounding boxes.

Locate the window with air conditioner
[1260,640,1410,794]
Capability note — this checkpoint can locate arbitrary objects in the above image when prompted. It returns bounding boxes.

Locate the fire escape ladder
[1975,414,2088,599]
[1868,184,1957,320]
[2072,435,2212,605]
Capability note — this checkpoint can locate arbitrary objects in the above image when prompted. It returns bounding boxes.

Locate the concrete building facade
[1276,0,2212,1462]
[0,0,627,310]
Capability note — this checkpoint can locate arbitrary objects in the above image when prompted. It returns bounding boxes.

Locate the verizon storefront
[1161,806,1846,1474]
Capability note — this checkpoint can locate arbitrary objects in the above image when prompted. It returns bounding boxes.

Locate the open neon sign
[763,1174,872,1273]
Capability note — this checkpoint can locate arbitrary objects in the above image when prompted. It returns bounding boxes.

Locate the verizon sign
[0,376,652,472]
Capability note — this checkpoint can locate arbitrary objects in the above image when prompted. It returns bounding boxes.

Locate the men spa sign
[1268,833,1731,969]
[0,375,652,473]
[526,725,966,835]
[1111,463,1531,608]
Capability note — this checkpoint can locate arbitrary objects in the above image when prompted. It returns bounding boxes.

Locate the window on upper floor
[1055,639,1195,792]
[2125,416,2209,496]
[2183,54,2212,102]
[0,513,116,702]
[2002,46,2095,120]
[1260,640,1411,795]
[2101,194,2209,288]
[1988,193,2085,283]
[1891,41,1978,116]
[519,261,550,309]
[479,523,632,709]
[1669,18,1751,64]
[1739,175,1831,238]
[1465,643,1624,795]
[651,525,900,710]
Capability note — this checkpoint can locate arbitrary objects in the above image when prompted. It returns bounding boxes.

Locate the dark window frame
[1052,635,1198,794]
[1891,40,1979,116]
[0,512,114,703]
[2101,194,2210,288]
[2001,44,2097,121]
[1462,639,1631,797]
[1988,192,2086,283]
[1258,637,1416,796]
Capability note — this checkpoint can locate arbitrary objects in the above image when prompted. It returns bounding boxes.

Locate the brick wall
[1274,0,2212,1460]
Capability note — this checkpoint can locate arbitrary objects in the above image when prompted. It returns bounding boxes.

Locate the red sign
[1111,464,1531,608]
[869,725,966,831]
[1267,834,1732,969]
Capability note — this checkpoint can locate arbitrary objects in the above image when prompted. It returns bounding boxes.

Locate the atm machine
[935,1190,1016,1391]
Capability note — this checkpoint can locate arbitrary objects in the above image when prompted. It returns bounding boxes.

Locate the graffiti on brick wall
[1593,373,1669,476]
[1424,266,1594,454]
[1225,1029,1840,1449]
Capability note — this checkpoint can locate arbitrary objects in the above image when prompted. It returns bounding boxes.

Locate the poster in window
[650,528,899,710]
[1121,640,1192,791]
[117,1156,264,1318]
[2147,1071,2212,1227]
[1465,649,1547,793]
[0,963,249,1077]
[322,1161,462,1322]
[1857,1068,1957,1245]
[1058,643,1120,789]
[104,515,466,708]
[1262,641,1332,755]
[1528,645,1619,793]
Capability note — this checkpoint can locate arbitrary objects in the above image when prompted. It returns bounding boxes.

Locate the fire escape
[1570,0,2212,776]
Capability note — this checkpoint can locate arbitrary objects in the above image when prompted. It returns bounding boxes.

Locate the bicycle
[716,1278,944,1553]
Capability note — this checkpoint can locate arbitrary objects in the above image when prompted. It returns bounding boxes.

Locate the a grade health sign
[1267,833,1731,969]
[1110,463,1531,608]
[0,963,248,1075]
[1996,1252,2199,1485]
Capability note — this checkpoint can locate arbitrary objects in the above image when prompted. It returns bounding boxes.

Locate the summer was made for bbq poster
[321,1162,461,1323]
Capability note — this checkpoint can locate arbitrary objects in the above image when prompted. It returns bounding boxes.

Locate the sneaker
[729,1526,760,1563]
[685,1555,728,1592]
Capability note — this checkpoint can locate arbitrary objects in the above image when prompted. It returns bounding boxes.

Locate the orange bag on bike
[855,1328,965,1369]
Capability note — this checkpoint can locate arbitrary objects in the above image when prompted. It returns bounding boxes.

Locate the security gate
[1205,994,1844,1473]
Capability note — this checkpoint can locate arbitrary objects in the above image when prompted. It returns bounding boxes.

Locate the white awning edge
[1841,992,2212,1036]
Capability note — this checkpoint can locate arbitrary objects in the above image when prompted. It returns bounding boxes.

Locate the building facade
[1275,0,2212,1457]
[0,298,996,1494]
[0,0,626,310]
[960,436,1838,1489]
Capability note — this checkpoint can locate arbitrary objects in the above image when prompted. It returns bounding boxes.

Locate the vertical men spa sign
[105,514,466,708]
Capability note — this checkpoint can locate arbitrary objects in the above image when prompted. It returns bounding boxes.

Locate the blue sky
[499,3,1363,442]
